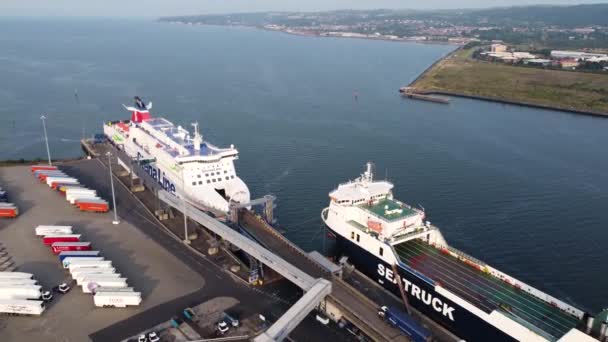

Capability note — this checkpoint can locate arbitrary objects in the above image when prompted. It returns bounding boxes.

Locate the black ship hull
[329,228,517,342]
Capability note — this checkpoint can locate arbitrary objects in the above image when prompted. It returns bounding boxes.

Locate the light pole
[40,115,52,166]
[106,152,120,225]
[178,164,190,245]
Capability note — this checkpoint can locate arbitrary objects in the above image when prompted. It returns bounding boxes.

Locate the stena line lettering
[378,264,455,321]
[137,152,176,193]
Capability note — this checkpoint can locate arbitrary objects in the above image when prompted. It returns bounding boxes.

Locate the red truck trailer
[42,234,81,245]
[76,200,109,213]
[51,242,91,254]
[30,165,58,173]
[0,204,18,218]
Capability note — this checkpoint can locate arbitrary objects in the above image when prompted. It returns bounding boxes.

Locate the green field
[413,49,608,114]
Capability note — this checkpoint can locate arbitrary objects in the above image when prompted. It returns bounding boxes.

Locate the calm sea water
[1,18,607,312]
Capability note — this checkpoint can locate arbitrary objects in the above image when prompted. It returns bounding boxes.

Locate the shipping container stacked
[30,165,110,213]
[35,225,142,308]
[0,185,19,218]
[0,271,46,316]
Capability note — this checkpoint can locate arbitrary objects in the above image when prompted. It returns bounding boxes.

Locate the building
[551,50,608,61]
[524,59,552,67]
[491,43,507,53]
[559,58,579,70]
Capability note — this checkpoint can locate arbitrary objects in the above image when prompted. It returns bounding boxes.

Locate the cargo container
[378,306,431,342]
[0,299,45,315]
[0,205,18,218]
[77,273,121,286]
[33,169,62,177]
[77,200,109,213]
[42,234,81,246]
[31,165,58,172]
[71,267,116,281]
[61,256,104,268]
[51,242,92,254]
[0,279,38,286]
[58,250,100,261]
[58,185,85,194]
[35,225,73,236]
[95,287,134,293]
[0,285,42,300]
[50,179,79,190]
[67,260,112,273]
[65,189,96,199]
[82,278,127,294]
[93,291,141,307]
[0,272,33,280]
[38,172,67,182]
[52,182,82,191]
[68,195,100,205]
[46,176,78,187]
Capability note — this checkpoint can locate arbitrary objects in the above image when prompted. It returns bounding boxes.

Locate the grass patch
[413,49,608,114]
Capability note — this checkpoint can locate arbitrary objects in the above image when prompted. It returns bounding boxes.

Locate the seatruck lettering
[378,264,455,321]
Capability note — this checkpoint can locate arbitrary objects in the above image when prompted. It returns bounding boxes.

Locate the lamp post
[106,152,120,225]
[40,115,52,166]
[178,164,190,245]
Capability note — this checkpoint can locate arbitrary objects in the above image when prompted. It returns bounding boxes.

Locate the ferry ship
[322,163,604,342]
[103,97,250,212]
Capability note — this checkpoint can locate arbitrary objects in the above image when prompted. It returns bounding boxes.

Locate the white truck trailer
[76,273,122,286]
[0,272,33,280]
[93,291,141,308]
[35,225,73,236]
[0,285,42,300]
[82,278,127,294]
[0,299,45,315]
[62,257,105,269]
[0,279,38,286]
[68,260,113,273]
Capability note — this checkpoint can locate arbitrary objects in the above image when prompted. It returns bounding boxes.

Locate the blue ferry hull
[330,228,517,342]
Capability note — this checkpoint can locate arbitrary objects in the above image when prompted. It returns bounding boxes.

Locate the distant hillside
[469,4,608,27]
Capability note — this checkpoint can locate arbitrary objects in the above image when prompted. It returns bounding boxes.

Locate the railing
[389,226,436,244]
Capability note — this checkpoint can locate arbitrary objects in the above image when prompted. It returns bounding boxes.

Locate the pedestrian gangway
[157,190,332,341]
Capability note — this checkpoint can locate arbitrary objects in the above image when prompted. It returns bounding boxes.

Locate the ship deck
[394,240,579,340]
[361,198,417,221]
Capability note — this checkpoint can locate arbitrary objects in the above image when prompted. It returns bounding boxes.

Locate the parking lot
[0,164,205,342]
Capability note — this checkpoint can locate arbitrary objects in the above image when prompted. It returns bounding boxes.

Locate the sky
[2,0,608,17]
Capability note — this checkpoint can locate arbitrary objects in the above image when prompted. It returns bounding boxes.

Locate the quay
[80,139,460,342]
[399,87,450,104]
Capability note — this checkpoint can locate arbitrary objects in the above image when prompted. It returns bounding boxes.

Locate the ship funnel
[192,122,202,151]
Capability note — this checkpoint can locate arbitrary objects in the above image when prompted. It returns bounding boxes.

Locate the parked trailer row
[31,167,109,213]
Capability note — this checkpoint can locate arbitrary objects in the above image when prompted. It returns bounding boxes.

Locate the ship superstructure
[322,163,600,342]
[104,97,250,213]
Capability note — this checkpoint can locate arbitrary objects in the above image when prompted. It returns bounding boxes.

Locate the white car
[58,283,71,294]
[217,321,229,334]
[137,335,147,342]
[147,332,160,342]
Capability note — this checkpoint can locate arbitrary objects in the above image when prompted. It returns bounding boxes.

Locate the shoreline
[408,50,608,118]
[162,20,458,46]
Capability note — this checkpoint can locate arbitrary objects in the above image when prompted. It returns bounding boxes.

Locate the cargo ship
[103,97,250,212]
[322,162,605,342]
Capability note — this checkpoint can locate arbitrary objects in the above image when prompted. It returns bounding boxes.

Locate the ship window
[224,170,227,174]
[226,177,229,180]
[379,247,384,256]
[351,231,355,239]
[197,175,201,178]
[198,181,202,185]
[205,173,209,177]
[207,180,210,184]
[192,182,196,186]
[356,234,360,242]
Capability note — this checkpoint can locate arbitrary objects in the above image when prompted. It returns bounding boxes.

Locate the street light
[40,115,52,166]
[106,152,120,225]
[177,164,190,245]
